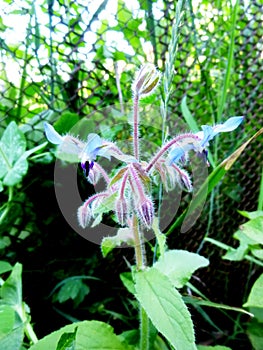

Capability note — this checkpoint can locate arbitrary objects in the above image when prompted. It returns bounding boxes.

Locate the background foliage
[0,0,262,348]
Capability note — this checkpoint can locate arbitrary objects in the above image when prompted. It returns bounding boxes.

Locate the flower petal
[200,125,215,147]
[82,133,103,160]
[213,116,244,134]
[167,147,185,165]
[44,122,64,145]
[198,116,244,147]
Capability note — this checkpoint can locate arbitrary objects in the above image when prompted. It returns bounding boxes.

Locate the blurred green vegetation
[0,0,262,348]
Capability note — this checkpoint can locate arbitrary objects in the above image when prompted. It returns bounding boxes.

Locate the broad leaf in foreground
[135,267,197,350]
[29,321,131,350]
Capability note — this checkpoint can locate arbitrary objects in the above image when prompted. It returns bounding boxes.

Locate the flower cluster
[44,64,243,231]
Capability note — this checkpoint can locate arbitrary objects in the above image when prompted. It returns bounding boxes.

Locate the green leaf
[240,217,263,245]
[118,329,139,347]
[0,323,24,350]
[222,230,255,261]
[55,279,89,306]
[0,261,12,274]
[119,272,136,295]
[152,217,166,258]
[54,112,80,134]
[247,319,263,350]
[0,263,22,307]
[197,346,231,350]
[29,321,131,350]
[101,228,134,257]
[0,121,26,168]
[3,157,28,186]
[0,305,15,338]
[243,274,263,321]
[109,167,128,187]
[251,248,263,260]
[135,267,197,350]
[92,192,118,216]
[181,96,199,133]
[167,128,263,234]
[56,327,77,350]
[184,296,253,317]
[237,210,263,220]
[154,250,209,288]
[0,123,45,186]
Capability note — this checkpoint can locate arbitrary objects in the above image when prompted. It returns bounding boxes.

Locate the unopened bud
[87,166,101,185]
[115,196,129,226]
[132,63,161,98]
[172,164,193,192]
[77,203,92,228]
[137,197,154,228]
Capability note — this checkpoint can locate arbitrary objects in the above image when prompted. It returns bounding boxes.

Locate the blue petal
[44,122,63,145]
[213,116,244,134]
[200,125,215,147]
[83,133,103,160]
[168,147,185,165]
[199,116,244,147]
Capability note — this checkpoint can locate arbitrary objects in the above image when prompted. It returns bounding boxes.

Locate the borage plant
[42,64,243,350]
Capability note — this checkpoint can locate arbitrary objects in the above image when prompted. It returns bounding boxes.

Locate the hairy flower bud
[132,63,161,98]
[172,164,193,192]
[77,203,92,228]
[115,196,129,226]
[87,166,101,185]
[137,196,154,228]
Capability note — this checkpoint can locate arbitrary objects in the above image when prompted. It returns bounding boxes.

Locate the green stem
[140,307,149,350]
[132,216,145,269]
[25,321,38,345]
[131,216,149,350]
[19,302,38,345]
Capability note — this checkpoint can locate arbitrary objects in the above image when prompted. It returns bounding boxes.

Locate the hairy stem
[132,215,146,269]
[131,216,149,350]
[94,163,110,184]
[133,94,140,160]
[146,133,200,173]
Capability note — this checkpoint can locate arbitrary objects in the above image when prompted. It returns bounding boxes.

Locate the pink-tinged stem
[133,94,140,160]
[93,163,110,184]
[128,164,145,200]
[119,170,129,199]
[103,141,126,156]
[145,133,201,173]
[83,192,106,208]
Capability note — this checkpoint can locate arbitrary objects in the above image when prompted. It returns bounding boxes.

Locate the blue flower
[168,116,243,165]
[44,122,64,145]
[197,116,244,148]
[44,122,109,169]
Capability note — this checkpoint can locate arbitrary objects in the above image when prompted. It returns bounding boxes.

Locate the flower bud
[132,63,161,98]
[115,196,129,226]
[87,166,101,185]
[77,203,92,228]
[137,196,154,228]
[172,164,193,192]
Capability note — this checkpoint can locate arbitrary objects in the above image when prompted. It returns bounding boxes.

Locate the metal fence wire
[0,0,262,305]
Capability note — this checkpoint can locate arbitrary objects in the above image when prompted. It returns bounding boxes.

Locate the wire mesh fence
[0,0,263,338]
